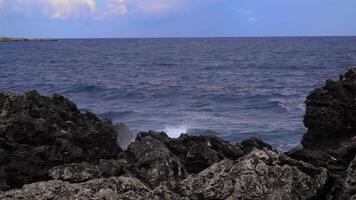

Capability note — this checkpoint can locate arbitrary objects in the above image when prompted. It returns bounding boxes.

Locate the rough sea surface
[1,37,356,150]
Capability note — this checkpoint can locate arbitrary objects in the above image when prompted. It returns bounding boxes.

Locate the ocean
[1,37,356,150]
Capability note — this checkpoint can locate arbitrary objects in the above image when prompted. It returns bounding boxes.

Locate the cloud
[0,0,184,19]
[11,0,96,19]
[94,0,128,19]
[134,0,180,13]
[248,16,257,22]
[238,8,258,22]
[107,0,128,15]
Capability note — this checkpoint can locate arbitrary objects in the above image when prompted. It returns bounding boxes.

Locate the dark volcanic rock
[302,68,356,150]
[288,68,356,199]
[239,137,272,153]
[122,133,187,188]
[98,159,130,177]
[136,131,245,174]
[0,91,121,191]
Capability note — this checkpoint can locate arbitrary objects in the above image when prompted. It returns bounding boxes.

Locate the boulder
[180,149,330,200]
[136,131,245,173]
[289,68,356,199]
[302,68,356,150]
[122,133,187,188]
[0,91,121,191]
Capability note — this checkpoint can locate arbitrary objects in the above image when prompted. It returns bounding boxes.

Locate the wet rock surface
[3,69,356,199]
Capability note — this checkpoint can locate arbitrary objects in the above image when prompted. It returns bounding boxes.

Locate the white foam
[163,125,188,138]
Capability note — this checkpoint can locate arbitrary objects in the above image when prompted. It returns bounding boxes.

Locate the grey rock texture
[0,176,150,200]
[180,149,329,200]
[342,155,356,199]
[49,162,102,183]
[0,149,329,200]
[136,131,245,173]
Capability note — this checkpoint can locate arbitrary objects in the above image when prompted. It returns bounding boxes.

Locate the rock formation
[3,68,356,199]
[288,68,356,199]
[0,91,121,190]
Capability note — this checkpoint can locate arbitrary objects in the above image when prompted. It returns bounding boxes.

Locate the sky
[0,0,355,38]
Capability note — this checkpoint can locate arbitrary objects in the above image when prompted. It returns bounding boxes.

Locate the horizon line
[2,35,356,40]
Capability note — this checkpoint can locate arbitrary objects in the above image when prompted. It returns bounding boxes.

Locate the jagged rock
[180,149,329,200]
[341,155,356,199]
[49,162,101,183]
[0,149,330,200]
[302,68,356,150]
[115,123,136,150]
[122,133,187,188]
[137,131,245,173]
[287,68,356,199]
[239,137,272,153]
[0,91,121,191]
[98,159,130,177]
[0,176,150,200]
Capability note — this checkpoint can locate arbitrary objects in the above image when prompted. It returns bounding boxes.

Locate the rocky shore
[0,37,57,42]
[1,68,356,199]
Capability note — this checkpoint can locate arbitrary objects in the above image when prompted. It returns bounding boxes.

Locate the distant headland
[0,37,58,42]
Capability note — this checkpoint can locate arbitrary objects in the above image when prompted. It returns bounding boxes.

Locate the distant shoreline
[0,37,58,42]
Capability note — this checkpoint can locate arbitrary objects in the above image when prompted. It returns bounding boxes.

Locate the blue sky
[0,0,355,38]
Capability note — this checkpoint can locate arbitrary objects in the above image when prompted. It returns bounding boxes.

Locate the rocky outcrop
[0,176,150,200]
[122,132,187,188]
[0,148,330,200]
[302,68,356,150]
[4,67,356,200]
[0,91,121,190]
[135,131,245,173]
[288,68,356,199]
[180,149,329,200]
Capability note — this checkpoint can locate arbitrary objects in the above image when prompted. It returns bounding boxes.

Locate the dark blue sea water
[1,37,356,149]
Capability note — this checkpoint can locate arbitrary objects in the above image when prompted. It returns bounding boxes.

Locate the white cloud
[1,0,184,19]
[238,8,258,22]
[248,16,257,22]
[14,0,96,19]
[42,0,96,19]
[134,0,180,13]
[107,0,128,15]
